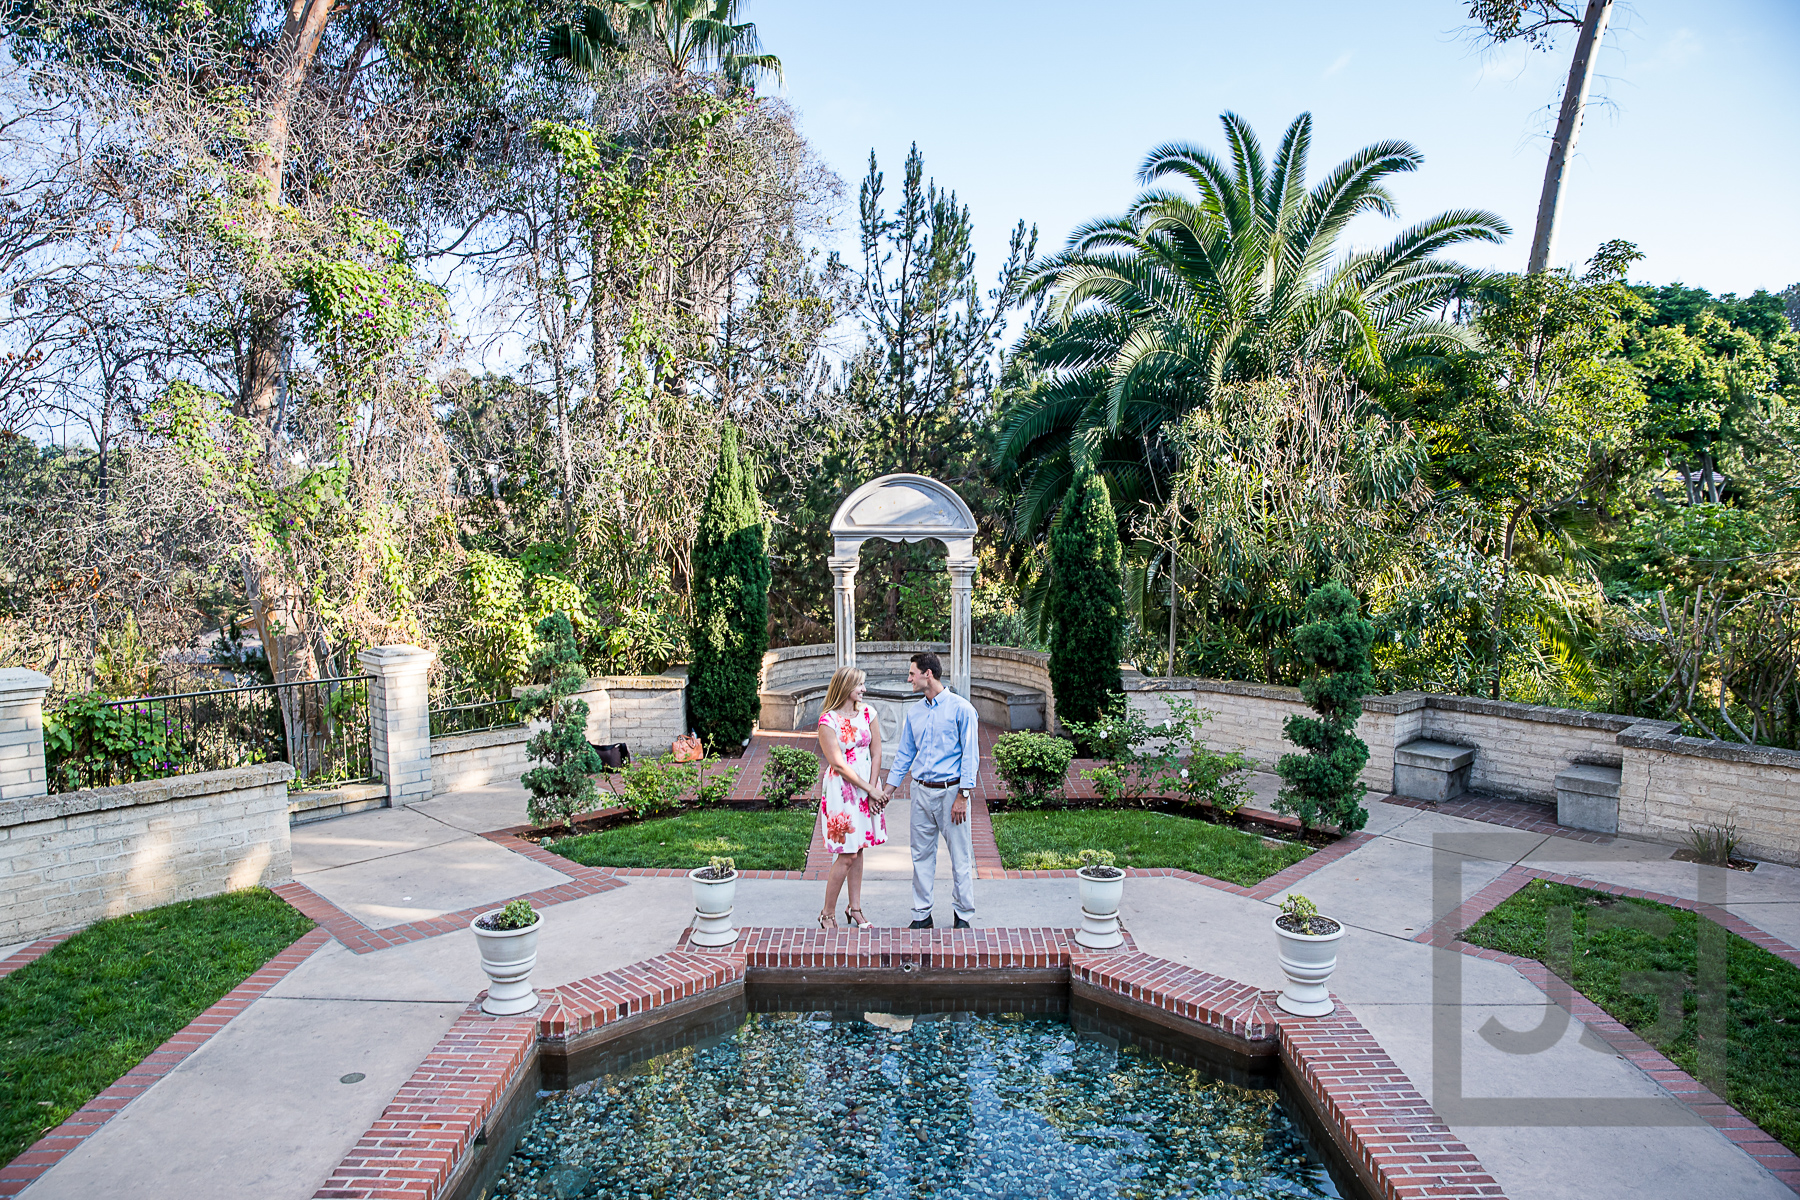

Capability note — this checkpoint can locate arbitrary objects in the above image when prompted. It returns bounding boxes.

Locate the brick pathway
[1384,791,1620,844]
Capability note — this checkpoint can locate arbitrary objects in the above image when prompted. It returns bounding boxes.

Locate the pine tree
[1275,582,1376,831]
[688,423,771,747]
[518,611,602,831]
[1049,463,1124,733]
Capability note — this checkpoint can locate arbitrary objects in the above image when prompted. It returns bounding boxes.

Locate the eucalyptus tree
[997,111,1509,537]
[1465,1,1616,273]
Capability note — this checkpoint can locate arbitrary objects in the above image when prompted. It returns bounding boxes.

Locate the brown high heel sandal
[818,911,838,930]
[845,908,868,928]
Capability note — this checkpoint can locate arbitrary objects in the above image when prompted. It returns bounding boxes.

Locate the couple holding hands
[814,651,980,931]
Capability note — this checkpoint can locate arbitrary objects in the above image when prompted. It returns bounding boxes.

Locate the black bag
[589,741,631,771]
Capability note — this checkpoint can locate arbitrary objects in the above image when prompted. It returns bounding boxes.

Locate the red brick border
[314,929,1507,1200]
[1383,792,1619,844]
[0,926,332,1198]
[0,932,76,981]
[1416,864,1800,1195]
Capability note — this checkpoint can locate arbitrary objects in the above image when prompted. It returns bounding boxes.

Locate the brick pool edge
[312,928,1505,1200]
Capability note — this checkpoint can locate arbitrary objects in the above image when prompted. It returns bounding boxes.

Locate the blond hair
[820,666,867,717]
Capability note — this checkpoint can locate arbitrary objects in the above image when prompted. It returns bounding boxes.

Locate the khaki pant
[910,780,975,921]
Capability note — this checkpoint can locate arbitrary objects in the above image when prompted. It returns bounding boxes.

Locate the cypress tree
[1275,582,1376,831]
[687,423,770,748]
[1049,463,1125,731]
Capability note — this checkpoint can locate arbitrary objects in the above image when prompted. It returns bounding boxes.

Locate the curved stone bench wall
[760,642,1054,733]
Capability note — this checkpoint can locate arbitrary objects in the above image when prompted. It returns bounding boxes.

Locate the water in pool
[494,1011,1341,1199]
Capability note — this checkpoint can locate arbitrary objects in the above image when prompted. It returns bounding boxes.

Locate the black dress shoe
[953,916,971,929]
[908,917,933,929]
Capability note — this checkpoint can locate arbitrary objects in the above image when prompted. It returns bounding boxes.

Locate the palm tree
[542,0,782,88]
[997,111,1509,536]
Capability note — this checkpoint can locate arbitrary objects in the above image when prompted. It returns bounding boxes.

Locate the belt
[916,778,962,789]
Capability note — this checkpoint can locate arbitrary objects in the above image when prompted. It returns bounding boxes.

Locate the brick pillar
[0,669,51,801]
[359,645,436,805]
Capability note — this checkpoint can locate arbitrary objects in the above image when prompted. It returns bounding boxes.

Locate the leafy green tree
[518,612,604,831]
[1049,462,1125,733]
[1275,582,1375,832]
[688,422,770,747]
[1407,250,1646,698]
[999,111,1507,535]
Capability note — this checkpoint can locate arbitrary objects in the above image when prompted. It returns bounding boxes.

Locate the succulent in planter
[1272,893,1344,1017]
[471,898,542,1014]
[695,855,737,881]
[1275,893,1339,937]
[476,898,538,932]
[1076,848,1123,879]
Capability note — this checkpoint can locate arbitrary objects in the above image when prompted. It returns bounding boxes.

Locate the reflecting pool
[494,1011,1342,1199]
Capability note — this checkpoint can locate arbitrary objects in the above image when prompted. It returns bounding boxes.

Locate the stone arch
[828,474,978,698]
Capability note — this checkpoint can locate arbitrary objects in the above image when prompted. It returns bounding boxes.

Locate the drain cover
[340,1072,366,1084]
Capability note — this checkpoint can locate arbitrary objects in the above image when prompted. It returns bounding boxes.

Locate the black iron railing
[428,684,524,738]
[47,676,374,794]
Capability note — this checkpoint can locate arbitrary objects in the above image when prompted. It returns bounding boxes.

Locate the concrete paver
[18,771,1800,1200]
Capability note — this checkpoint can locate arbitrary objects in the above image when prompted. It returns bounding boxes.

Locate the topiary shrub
[1274,582,1375,832]
[1048,462,1124,739]
[760,744,821,810]
[518,611,603,831]
[992,732,1075,808]
[688,423,771,749]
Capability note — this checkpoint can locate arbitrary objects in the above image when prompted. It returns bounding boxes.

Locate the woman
[815,666,888,929]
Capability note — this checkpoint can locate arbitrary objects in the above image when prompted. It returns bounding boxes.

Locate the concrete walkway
[13,773,1800,1200]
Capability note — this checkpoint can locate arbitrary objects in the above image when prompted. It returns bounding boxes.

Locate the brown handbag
[671,733,704,763]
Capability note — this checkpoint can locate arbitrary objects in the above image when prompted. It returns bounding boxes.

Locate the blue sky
[752,0,1800,299]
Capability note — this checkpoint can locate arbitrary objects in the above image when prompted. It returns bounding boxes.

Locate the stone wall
[759,642,1055,731]
[0,763,295,941]
[431,728,532,795]
[1618,723,1800,865]
[571,675,688,757]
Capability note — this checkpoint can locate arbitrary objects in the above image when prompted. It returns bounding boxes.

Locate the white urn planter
[1273,913,1344,1017]
[1074,865,1125,950]
[688,865,740,947]
[472,911,541,1015]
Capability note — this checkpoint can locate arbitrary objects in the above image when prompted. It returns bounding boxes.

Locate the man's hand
[952,792,969,825]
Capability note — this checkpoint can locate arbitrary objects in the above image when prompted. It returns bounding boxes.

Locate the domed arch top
[825,474,978,700]
[829,473,977,558]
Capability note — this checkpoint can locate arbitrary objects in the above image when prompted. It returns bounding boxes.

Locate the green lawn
[991,809,1311,886]
[1462,879,1800,1153]
[0,889,314,1167]
[550,808,817,871]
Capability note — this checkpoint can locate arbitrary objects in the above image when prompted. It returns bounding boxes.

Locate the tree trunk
[1527,0,1614,274]
[1490,505,1526,700]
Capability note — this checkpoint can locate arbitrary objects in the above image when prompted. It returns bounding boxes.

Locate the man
[886,651,981,929]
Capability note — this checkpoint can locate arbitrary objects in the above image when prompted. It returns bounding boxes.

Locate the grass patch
[1462,880,1800,1153]
[550,808,817,871]
[991,809,1311,886]
[0,888,314,1167]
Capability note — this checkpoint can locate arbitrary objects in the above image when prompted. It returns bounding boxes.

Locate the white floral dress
[818,704,888,855]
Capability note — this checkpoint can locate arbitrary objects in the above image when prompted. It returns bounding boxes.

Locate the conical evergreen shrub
[1049,463,1124,733]
[687,423,770,748]
[1275,581,1376,831]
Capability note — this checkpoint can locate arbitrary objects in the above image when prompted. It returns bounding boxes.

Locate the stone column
[947,557,976,699]
[359,645,436,806]
[0,669,51,801]
[829,550,860,672]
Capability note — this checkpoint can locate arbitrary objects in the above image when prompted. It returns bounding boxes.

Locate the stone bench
[1394,739,1476,802]
[1556,763,1623,835]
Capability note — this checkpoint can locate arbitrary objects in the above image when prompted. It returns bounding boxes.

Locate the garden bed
[546,808,816,872]
[987,788,1344,849]
[992,809,1313,886]
[1461,879,1800,1154]
[0,889,315,1167]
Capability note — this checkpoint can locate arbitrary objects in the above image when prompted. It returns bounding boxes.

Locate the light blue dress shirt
[886,688,981,790]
